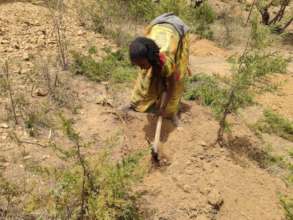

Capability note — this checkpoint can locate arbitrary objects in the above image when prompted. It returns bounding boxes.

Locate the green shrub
[22,116,146,219]
[254,110,293,141]
[237,52,289,79]
[280,196,293,220]
[41,150,144,220]
[184,74,227,104]
[184,73,255,117]
[184,74,251,117]
[71,49,136,83]
[188,2,216,39]
[251,14,271,49]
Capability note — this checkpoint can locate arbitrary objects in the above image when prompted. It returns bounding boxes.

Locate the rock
[35,88,48,97]
[183,184,192,193]
[198,185,210,195]
[0,123,9,129]
[77,30,84,36]
[199,155,205,160]
[18,68,30,75]
[207,189,223,209]
[185,168,193,175]
[23,155,32,160]
[199,141,208,146]
[23,52,30,61]
[1,39,9,44]
[13,43,20,49]
[42,155,50,160]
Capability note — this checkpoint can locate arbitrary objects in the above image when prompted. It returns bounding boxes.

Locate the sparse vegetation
[215,14,289,146]
[280,196,293,220]
[47,0,68,70]
[71,49,137,84]
[184,74,253,117]
[189,2,216,39]
[254,110,293,141]
[1,1,293,219]
[256,0,293,33]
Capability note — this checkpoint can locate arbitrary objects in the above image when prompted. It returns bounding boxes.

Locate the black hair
[129,37,161,71]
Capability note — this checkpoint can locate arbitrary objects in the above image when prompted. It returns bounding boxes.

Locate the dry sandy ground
[0,1,292,219]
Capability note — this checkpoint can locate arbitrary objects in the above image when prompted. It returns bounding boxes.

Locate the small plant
[215,14,289,146]
[71,49,136,83]
[0,175,23,219]
[184,74,229,116]
[22,116,146,219]
[191,2,216,39]
[2,61,18,125]
[47,0,68,70]
[256,0,292,33]
[280,196,293,220]
[254,110,293,141]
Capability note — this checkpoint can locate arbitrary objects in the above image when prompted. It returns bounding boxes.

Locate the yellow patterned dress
[131,23,190,117]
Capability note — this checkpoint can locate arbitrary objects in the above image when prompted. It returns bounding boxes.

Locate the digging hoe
[151,92,167,164]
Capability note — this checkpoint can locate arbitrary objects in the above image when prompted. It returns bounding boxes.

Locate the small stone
[42,155,50,160]
[13,43,20,49]
[35,88,48,97]
[199,141,208,146]
[185,169,193,175]
[183,184,191,193]
[1,39,9,44]
[0,123,9,129]
[199,155,205,160]
[23,52,30,61]
[207,189,223,209]
[77,30,84,36]
[23,155,32,160]
[198,186,210,195]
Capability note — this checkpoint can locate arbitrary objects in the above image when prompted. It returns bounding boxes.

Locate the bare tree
[2,61,18,125]
[47,0,68,70]
[256,0,292,32]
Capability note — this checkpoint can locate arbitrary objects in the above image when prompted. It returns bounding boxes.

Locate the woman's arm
[159,71,177,117]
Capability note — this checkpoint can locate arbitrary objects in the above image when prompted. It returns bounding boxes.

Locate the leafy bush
[280,196,293,220]
[184,74,228,108]
[71,49,137,83]
[254,110,293,141]
[184,74,252,117]
[20,116,146,220]
[42,151,144,219]
[233,52,289,80]
[177,1,216,39]
[82,0,216,40]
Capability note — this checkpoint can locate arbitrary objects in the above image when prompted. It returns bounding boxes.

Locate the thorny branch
[3,61,18,125]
